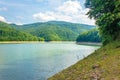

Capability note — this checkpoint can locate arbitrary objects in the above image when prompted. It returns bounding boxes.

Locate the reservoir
[0,42,99,80]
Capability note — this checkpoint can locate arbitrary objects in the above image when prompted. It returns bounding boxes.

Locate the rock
[92,64,100,69]
[90,70,101,80]
[116,45,120,48]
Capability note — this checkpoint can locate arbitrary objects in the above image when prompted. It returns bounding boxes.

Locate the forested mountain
[0,21,95,41]
[0,21,40,41]
[76,28,101,42]
[11,21,95,41]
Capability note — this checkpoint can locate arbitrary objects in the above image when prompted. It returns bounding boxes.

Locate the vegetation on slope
[76,28,101,42]
[11,21,95,41]
[85,0,120,45]
[29,25,77,41]
[0,21,41,41]
[48,41,120,80]
[48,0,120,79]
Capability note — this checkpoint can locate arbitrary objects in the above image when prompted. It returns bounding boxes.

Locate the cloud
[0,16,23,25]
[57,0,82,15]
[33,12,55,21]
[0,16,7,22]
[0,7,7,11]
[15,22,23,25]
[15,16,24,25]
[33,0,95,25]
[33,11,72,22]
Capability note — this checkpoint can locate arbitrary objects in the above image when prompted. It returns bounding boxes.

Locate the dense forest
[10,21,95,41]
[85,0,120,45]
[0,21,42,41]
[76,28,101,42]
[0,21,95,41]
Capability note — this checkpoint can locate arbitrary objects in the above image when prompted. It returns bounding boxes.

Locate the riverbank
[48,41,120,80]
[0,41,101,45]
[76,42,102,46]
[0,41,74,44]
[0,41,42,44]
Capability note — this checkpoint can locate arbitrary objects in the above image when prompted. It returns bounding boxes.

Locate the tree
[0,21,39,41]
[85,0,120,45]
[76,28,101,42]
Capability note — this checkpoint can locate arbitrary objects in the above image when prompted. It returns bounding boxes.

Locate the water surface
[0,42,99,80]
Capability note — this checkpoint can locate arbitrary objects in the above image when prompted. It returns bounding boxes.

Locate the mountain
[0,21,40,41]
[11,21,95,41]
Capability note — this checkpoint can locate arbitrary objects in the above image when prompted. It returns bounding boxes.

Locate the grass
[48,41,120,80]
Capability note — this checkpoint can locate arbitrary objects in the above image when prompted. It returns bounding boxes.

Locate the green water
[0,42,99,80]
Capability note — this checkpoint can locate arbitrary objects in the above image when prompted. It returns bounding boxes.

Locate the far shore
[0,41,44,44]
[0,41,75,44]
[76,42,102,46]
[0,41,102,46]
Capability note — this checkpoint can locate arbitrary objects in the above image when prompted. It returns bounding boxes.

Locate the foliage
[0,21,40,41]
[76,28,101,42]
[11,21,95,41]
[0,21,95,41]
[85,0,120,45]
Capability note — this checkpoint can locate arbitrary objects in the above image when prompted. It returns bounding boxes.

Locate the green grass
[48,41,120,80]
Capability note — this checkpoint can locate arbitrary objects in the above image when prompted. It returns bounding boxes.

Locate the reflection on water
[0,42,99,80]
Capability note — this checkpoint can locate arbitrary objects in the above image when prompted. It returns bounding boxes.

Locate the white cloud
[57,0,82,15]
[0,16,23,25]
[0,16,7,22]
[14,21,23,25]
[14,16,24,25]
[33,12,55,21]
[0,7,7,11]
[33,11,72,22]
[33,0,95,25]
[72,14,95,25]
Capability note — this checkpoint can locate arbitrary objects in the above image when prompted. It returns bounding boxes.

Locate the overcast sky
[0,0,95,25]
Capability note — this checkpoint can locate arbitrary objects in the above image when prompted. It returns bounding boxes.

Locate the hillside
[48,0,120,79]
[0,21,39,41]
[11,21,95,41]
[76,28,101,43]
[48,41,120,80]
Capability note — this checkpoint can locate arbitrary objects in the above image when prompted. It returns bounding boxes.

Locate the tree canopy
[76,28,101,42]
[11,21,95,41]
[0,21,95,41]
[85,0,120,45]
[0,21,41,41]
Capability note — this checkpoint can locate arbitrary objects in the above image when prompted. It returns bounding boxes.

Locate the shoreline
[48,41,119,80]
[76,42,102,46]
[0,41,43,44]
[0,41,102,46]
[0,41,75,44]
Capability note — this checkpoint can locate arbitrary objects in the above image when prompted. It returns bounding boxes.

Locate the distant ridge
[10,21,95,41]
[0,21,95,41]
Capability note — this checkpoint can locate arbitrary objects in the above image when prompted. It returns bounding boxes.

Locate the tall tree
[85,0,120,45]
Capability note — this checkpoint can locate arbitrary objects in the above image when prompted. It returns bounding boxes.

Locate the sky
[0,0,95,25]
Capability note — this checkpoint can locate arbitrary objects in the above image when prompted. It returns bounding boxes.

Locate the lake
[0,42,99,80]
